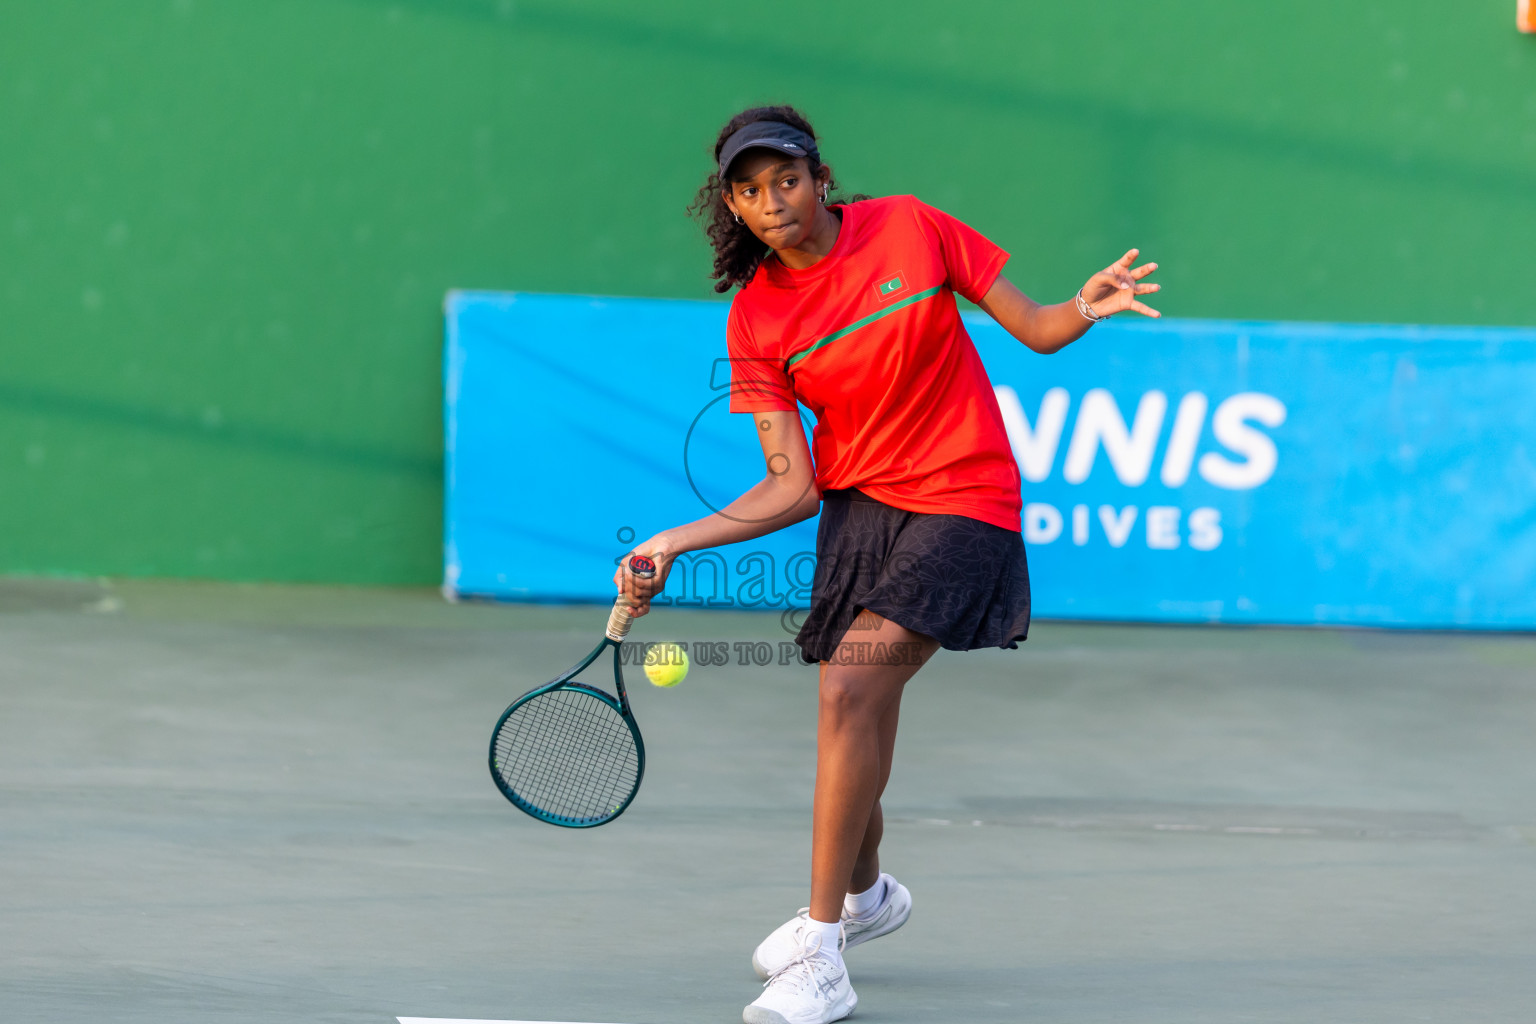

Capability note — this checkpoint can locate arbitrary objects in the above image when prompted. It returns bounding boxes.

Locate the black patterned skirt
[794,488,1032,664]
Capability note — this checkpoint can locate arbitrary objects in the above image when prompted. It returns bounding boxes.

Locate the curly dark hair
[689,105,869,293]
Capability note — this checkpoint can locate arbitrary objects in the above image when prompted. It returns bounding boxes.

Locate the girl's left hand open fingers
[1090,269,1130,299]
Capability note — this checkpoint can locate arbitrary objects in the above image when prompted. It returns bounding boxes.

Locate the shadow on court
[2,577,1534,1023]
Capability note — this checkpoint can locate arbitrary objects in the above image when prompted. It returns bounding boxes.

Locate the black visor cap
[717,121,820,179]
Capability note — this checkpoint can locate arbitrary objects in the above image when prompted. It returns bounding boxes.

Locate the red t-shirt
[726,194,1022,532]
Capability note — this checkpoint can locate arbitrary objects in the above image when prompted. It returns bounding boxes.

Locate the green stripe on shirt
[784,285,944,368]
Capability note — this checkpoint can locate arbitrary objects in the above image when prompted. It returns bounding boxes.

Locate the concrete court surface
[2,577,1535,1024]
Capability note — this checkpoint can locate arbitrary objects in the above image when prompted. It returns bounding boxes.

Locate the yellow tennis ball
[643,642,689,688]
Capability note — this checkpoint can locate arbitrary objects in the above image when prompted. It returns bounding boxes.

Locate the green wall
[2,1,1532,584]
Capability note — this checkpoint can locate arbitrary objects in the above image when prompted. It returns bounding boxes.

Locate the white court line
[399,1019,636,1024]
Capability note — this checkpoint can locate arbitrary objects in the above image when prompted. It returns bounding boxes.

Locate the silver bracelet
[1075,288,1110,323]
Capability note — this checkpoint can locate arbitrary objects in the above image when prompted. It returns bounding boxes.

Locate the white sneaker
[743,933,857,1024]
[751,873,912,980]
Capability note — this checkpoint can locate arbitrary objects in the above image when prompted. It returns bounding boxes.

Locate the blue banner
[445,291,1536,629]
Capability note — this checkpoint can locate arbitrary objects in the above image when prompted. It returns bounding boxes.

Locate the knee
[819,677,890,729]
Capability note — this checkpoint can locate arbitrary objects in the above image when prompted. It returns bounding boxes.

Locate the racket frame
[488,631,646,827]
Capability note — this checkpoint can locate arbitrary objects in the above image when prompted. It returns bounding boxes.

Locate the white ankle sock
[843,876,886,920]
[804,916,843,965]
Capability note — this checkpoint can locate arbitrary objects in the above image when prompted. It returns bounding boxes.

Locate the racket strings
[492,686,639,822]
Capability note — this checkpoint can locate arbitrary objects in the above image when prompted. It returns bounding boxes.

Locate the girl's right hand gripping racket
[488,555,657,828]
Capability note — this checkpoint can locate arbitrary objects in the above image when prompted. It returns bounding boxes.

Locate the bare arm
[615,408,817,616]
[977,248,1162,354]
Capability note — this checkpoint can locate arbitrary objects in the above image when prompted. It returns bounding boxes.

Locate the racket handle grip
[606,555,657,642]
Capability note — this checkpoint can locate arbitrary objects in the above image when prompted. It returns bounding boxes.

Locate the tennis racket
[488,554,657,828]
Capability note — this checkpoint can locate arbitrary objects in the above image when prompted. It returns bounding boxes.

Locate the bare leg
[847,695,902,895]
[809,612,938,924]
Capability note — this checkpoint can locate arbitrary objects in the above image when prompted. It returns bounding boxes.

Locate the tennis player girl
[617,105,1160,1024]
